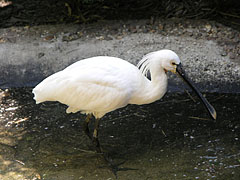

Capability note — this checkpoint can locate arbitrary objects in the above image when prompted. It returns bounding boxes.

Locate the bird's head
[158,49,181,73]
[138,49,216,120]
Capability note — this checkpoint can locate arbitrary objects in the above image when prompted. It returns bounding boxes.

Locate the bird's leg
[83,115,102,153]
[92,118,102,153]
[92,119,137,177]
[83,114,92,139]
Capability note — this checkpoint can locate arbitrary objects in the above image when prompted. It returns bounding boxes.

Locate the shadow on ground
[0,88,239,179]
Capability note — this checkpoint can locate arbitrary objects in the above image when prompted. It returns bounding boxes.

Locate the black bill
[176,63,217,120]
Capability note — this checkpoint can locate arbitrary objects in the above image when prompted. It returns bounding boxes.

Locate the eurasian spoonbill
[32,49,216,153]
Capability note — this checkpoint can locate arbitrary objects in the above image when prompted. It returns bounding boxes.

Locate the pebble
[229,52,236,59]
[233,37,239,43]
[38,52,45,58]
[205,24,212,33]
[221,51,227,56]
[96,36,104,40]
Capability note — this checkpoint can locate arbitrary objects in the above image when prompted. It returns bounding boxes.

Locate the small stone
[142,28,148,33]
[96,36,104,40]
[228,33,235,39]
[38,52,45,58]
[217,32,222,37]
[221,51,227,56]
[130,27,137,33]
[0,37,6,43]
[33,42,39,46]
[205,24,212,33]
[149,29,156,33]
[44,35,55,41]
[196,33,202,38]
[116,35,123,40]
[233,37,239,43]
[105,35,113,41]
[229,52,236,59]
[159,24,164,31]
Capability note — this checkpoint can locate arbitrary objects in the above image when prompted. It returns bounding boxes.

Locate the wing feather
[33,56,139,118]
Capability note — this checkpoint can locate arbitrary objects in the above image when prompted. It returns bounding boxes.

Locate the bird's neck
[130,67,168,105]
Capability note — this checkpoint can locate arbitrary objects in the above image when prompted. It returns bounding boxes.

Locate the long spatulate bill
[176,63,217,120]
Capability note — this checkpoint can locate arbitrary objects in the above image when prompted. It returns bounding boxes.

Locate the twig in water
[189,116,211,121]
[184,89,196,102]
[218,11,240,19]
[15,159,25,165]
[161,129,167,137]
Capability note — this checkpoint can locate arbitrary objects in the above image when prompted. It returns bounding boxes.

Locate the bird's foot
[91,136,137,178]
[99,152,138,178]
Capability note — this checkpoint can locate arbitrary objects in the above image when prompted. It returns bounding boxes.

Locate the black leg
[83,117,137,178]
[92,118,102,153]
[83,114,92,139]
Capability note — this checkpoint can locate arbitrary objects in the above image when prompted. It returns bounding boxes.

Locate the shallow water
[0,88,239,180]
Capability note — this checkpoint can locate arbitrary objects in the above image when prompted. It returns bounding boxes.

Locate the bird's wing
[33,57,139,117]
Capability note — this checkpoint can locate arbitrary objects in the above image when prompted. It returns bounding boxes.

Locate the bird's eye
[171,62,176,66]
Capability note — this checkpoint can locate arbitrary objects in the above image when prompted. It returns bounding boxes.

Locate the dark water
[0,88,239,179]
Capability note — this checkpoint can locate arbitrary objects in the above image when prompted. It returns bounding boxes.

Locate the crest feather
[137,52,157,77]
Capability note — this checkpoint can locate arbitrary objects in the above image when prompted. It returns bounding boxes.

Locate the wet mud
[0,88,239,179]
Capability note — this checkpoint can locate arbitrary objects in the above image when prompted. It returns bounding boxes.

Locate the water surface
[0,88,239,179]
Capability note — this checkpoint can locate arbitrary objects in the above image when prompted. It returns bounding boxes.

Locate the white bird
[32,49,216,153]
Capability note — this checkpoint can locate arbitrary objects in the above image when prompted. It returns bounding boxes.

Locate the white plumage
[33,49,180,119]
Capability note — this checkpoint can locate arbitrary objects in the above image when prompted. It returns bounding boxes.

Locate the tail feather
[32,88,44,104]
[32,83,53,104]
[66,106,79,113]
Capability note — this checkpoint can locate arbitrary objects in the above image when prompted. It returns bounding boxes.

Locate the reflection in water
[0,88,239,179]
